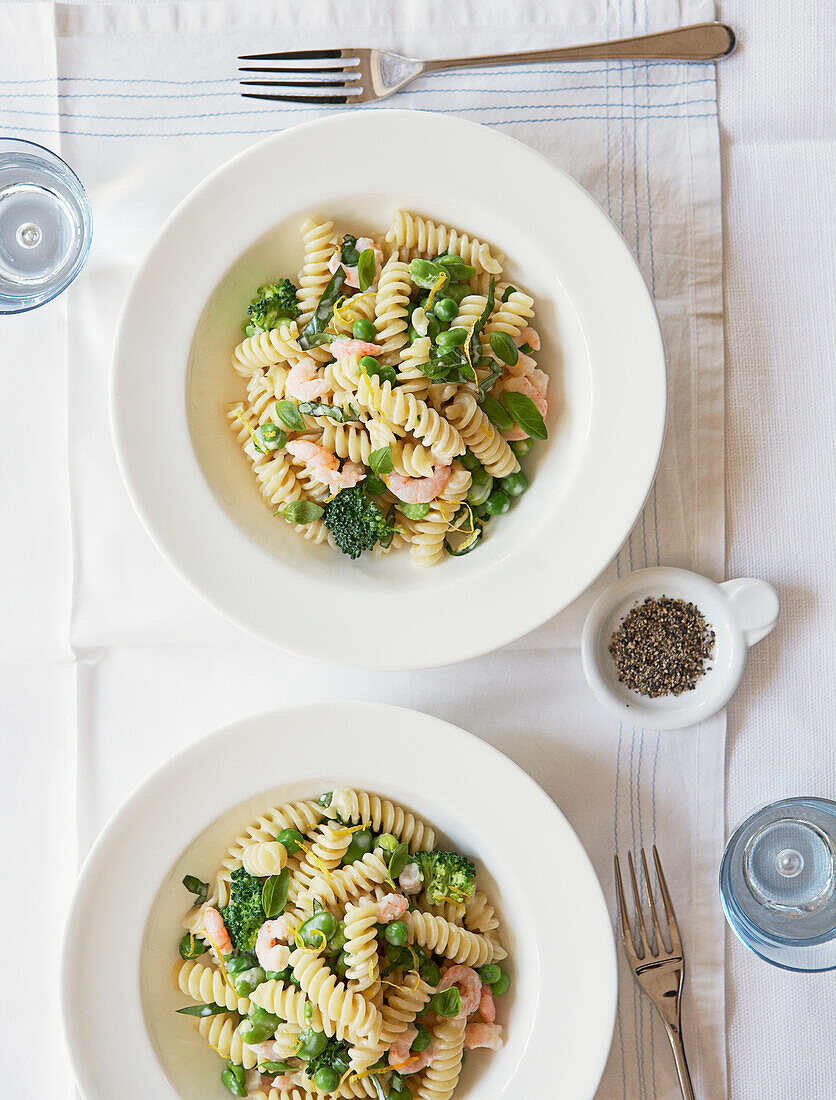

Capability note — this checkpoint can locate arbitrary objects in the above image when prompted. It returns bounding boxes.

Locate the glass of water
[0,138,92,314]
[719,796,836,971]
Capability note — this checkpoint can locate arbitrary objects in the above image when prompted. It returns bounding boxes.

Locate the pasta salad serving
[228,211,549,566]
[176,790,510,1100]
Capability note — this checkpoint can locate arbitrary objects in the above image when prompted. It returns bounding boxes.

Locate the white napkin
[0,0,727,1096]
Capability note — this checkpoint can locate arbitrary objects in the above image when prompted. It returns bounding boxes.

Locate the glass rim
[0,137,93,315]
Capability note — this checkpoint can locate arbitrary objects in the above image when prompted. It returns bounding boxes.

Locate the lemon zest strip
[426,270,448,311]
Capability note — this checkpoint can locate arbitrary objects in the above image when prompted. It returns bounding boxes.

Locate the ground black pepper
[608,595,715,698]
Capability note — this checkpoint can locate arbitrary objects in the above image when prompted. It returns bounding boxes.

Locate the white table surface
[1,0,834,1097]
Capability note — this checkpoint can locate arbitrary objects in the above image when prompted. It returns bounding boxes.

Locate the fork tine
[653,845,682,952]
[627,851,651,957]
[238,67,359,76]
[238,78,355,89]
[240,91,351,104]
[613,856,638,961]
[641,848,665,953]
[238,48,344,61]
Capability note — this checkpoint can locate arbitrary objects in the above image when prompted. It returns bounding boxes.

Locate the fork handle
[663,1021,696,1100]
[421,22,735,73]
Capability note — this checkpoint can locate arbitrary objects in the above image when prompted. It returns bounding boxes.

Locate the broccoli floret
[304,1037,350,1080]
[415,851,476,907]
[243,279,300,335]
[323,486,394,559]
[221,867,265,953]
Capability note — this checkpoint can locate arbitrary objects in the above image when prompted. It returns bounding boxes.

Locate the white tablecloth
[0,0,833,1097]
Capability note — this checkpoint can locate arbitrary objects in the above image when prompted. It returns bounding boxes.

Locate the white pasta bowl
[111,109,666,669]
[61,703,616,1099]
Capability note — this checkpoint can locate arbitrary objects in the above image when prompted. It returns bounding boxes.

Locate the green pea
[489,330,519,367]
[419,960,441,986]
[342,828,374,865]
[328,920,348,955]
[231,966,266,996]
[275,828,304,854]
[226,953,257,976]
[432,296,459,323]
[466,468,494,507]
[436,327,468,349]
[385,921,408,947]
[359,354,380,373]
[491,970,510,996]
[459,450,481,473]
[296,1027,328,1060]
[510,438,532,459]
[407,325,419,344]
[445,281,470,305]
[298,910,338,949]
[179,933,208,960]
[501,471,529,497]
[221,1062,247,1097]
[412,1022,431,1052]
[239,1006,280,1044]
[375,832,399,855]
[477,963,502,986]
[353,318,377,341]
[335,949,350,977]
[426,317,442,340]
[314,1066,341,1091]
[485,489,510,515]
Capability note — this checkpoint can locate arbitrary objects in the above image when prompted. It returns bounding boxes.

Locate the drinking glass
[719,796,836,971]
[0,138,92,314]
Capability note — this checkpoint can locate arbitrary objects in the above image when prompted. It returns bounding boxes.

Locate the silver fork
[614,847,695,1100]
[239,22,735,104]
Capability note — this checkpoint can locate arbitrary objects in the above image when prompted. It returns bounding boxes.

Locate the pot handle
[719,578,780,647]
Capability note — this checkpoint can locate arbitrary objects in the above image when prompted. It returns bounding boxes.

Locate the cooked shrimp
[494,374,548,442]
[515,326,541,352]
[255,917,294,972]
[248,1040,282,1064]
[389,1027,435,1075]
[202,907,232,957]
[285,356,329,401]
[285,439,366,492]
[503,352,549,399]
[465,1021,504,1051]
[330,337,383,360]
[478,984,496,1023]
[398,862,423,895]
[438,965,482,1019]
[383,464,451,504]
[270,1075,298,1090]
[244,1069,267,1094]
[375,893,409,923]
[328,236,384,288]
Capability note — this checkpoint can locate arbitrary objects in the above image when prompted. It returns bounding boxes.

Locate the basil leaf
[369,446,393,476]
[397,502,429,520]
[477,358,503,401]
[176,1002,229,1017]
[408,258,444,289]
[422,346,474,385]
[501,284,518,302]
[469,277,495,365]
[299,267,346,349]
[503,390,548,441]
[278,500,325,525]
[273,400,305,431]
[480,396,514,433]
[388,841,409,885]
[259,1061,294,1075]
[357,248,376,292]
[489,330,519,367]
[340,234,360,266]
[319,791,333,807]
[297,401,358,424]
[262,868,289,919]
[364,474,386,497]
[430,987,462,1018]
[519,341,533,355]
[182,875,209,907]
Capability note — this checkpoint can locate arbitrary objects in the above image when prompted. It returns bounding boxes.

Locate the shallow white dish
[111,109,666,669]
[61,702,617,1100]
[581,566,780,729]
